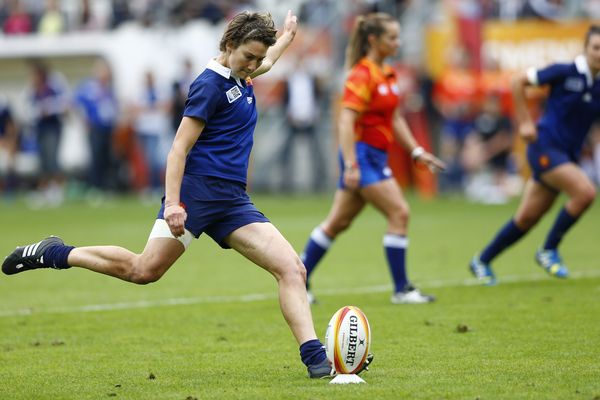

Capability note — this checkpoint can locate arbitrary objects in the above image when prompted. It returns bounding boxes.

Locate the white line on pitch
[1,269,599,318]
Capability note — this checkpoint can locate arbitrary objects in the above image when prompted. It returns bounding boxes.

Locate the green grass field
[0,193,599,399]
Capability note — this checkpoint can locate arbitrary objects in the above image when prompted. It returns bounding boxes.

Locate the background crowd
[0,0,599,208]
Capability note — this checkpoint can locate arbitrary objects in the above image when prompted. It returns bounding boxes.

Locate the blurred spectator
[0,96,19,196]
[480,0,500,19]
[228,0,257,17]
[110,0,132,28]
[3,0,32,35]
[462,94,520,204]
[299,0,333,28]
[432,46,479,192]
[279,58,326,192]
[76,0,108,31]
[520,0,567,20]
[73,58,119,194]
[199,0,226,25]
[37,0,65,35]
[0,1,9,28]
[170,58,195,133]
[25,60,69,207]
[131,70,172,196]
[583,0,600,18]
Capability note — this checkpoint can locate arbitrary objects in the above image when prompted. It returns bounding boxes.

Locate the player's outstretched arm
[250,10,298,78]
[391,109,446,173]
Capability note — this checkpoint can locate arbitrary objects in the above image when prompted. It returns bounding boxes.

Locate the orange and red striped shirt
[341,58,400,151]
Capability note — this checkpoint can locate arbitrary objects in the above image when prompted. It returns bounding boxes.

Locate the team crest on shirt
[564,77,584,92]
[377,84,389,95]
[247,97,253,104]
[226,85,242,103]
[539,155,550,168]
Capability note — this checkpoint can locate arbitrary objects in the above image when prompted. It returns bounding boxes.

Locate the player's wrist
[410,146,425,160]
[344,160,358,171]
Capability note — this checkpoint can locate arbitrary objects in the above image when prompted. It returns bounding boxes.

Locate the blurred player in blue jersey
[470,25,600,285]
[2,10,357,379]
[300,13,446,305]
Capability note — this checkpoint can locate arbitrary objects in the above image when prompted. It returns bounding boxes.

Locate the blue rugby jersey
[183,59,257,185]
[527,55,600,156]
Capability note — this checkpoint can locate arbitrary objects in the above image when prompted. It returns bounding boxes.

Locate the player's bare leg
[320,188,366,237]
[225,222,317,344]
[68,237,185,284]
[360,178,409,235]
[2,230,185,284]
[541,163,596,216]
[225,222,335,378]
[512,179,558,230]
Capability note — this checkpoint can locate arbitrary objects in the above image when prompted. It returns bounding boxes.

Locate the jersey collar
[574,54,597,86]
[206,59,243,87]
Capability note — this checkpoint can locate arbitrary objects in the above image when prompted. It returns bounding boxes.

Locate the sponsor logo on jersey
[564,77,584,92]
[226,85,242,103]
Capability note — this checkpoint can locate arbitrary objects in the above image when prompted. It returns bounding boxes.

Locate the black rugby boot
[2,236,68,275]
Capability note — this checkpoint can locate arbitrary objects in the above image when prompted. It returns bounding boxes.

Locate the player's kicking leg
[2,220,187,284]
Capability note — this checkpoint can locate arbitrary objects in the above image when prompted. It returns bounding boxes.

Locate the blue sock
[300,227,333,288]
[384,234,408,292]
[42,245,74,269]
[480,220,526,264]
[543,207,578,250]
[299,339,327,367]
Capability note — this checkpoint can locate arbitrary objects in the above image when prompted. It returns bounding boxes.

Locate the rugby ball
[325,305,371,374]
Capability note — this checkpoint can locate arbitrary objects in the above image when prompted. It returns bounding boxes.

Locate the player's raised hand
[282,10,298,38]
[164,204,187,237]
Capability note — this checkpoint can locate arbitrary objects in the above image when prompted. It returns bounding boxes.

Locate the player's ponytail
[345,13,395,68]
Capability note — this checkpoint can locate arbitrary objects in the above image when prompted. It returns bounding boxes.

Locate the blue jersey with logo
[530,55,600,156]
[183,59,257,185]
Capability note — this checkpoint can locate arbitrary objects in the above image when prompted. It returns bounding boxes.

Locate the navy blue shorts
[526,141,576,182]
[157,175,269,249]
[338,141,392,189]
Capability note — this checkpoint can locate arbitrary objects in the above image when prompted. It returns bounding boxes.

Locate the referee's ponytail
[345,13,395,69]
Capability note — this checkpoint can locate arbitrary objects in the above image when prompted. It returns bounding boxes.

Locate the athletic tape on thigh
[148,219,194,249]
